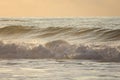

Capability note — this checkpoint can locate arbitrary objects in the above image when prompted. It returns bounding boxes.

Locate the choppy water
[0,17,120,42]
[0,59,120,80]
[0,17,120,80]
[0,17,120,61]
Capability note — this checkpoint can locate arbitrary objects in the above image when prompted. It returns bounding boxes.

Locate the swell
[0,25,120,41]
[0,40,120,62]
[0,25,34,35]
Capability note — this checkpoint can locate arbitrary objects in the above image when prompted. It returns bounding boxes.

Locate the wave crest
[0,40,120,62]
[0,25,120,41]
[0,25,33,36]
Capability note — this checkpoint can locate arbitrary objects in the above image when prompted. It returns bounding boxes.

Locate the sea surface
[0,17,120,80]
[0,59,120,80]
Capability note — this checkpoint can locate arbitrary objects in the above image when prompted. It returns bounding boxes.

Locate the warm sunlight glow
[0,0,120,17]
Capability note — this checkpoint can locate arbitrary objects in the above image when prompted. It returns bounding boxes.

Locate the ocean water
[0,17,120,80]
[0,59,120,80]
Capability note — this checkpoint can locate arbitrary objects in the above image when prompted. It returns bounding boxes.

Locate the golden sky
[0,0,120,17]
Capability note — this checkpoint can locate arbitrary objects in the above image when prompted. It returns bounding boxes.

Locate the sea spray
[0,17,120,62]
[0,40,120,61]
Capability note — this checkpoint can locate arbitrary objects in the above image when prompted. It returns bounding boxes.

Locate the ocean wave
[0,25,34,35]
[0,40,120,62]
[0,25,120,41]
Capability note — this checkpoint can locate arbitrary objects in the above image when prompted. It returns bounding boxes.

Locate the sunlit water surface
[0,59,120,80]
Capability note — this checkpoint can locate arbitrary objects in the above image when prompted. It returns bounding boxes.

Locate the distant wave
[0,25,120,41]
[0,25,33,35]
[0,40,120,62]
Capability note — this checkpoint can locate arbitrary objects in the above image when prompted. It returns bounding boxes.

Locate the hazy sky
[0,0,120,17]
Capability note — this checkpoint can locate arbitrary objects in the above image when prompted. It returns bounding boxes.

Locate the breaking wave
[0,18,120,62]
[0,25,120,41]
[0,40,120,62]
